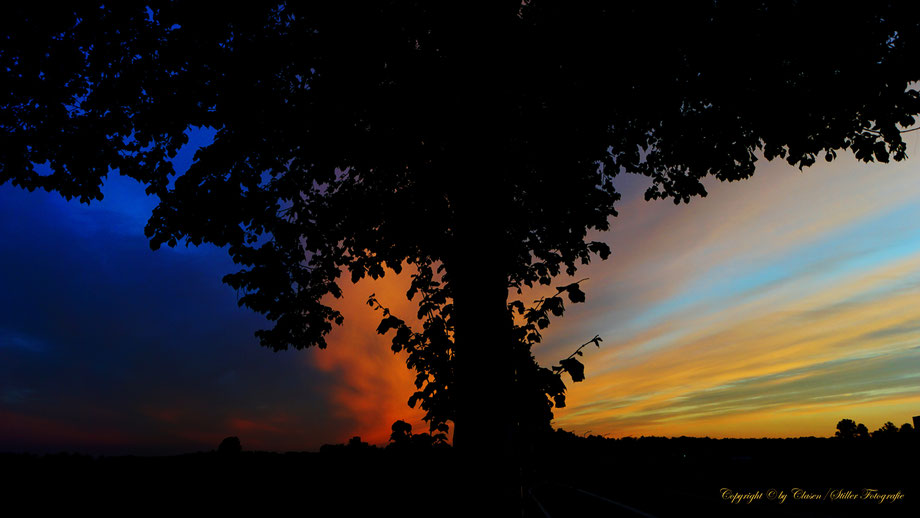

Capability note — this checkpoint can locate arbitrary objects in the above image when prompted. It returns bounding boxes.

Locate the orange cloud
[308,269,429,445]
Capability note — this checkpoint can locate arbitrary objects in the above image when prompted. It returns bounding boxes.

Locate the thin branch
[862,126,920,135]
[562,335,602,362]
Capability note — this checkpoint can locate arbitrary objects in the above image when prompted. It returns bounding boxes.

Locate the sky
[2,129,920,454]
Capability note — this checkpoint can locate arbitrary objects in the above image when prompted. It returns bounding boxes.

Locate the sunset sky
[2,128,920,454]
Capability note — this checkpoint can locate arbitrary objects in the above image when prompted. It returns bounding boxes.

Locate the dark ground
[3,434,917,517]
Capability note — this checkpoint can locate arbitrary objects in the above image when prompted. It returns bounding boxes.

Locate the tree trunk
[448,200,521,515]
[443,9,522,513]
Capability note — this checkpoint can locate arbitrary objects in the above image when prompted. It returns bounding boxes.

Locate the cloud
[543,153,920,438]
[308,270,430,445]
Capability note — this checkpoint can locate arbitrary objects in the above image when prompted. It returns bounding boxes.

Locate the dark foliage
[217,436,242,454]
[835,419,859,439]
[369,279,597,440]
[387,420,450,450]
[835,418,917,440]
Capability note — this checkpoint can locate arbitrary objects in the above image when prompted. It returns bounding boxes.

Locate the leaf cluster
[371,273,600,436]
[367,260,455,435]
[3,2,920,355]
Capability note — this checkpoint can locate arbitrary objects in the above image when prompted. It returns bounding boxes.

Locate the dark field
[4,434,917,517]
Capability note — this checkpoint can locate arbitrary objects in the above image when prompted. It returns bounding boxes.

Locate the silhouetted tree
[389,420,414,446]
[900,423,914,434]
[856,423,870,440]
[347,436,370,450]
[218,436,242,455]
[5,2,920,512]
[835,419,858,439]
[871,421,900,439]
[387,420,450,451]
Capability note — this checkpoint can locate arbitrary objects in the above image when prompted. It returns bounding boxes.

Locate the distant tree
[347,436,370,450]
[389,420,414,446]
[871,421,900,439]
[900,423,914,434]
[5,2,920,512]
[218,436,242,455]
[856,423,870,440]
[387,420,449,450]
[836,419,858,439]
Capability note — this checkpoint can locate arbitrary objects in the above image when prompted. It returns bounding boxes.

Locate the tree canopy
[835,419,858,439]
[4,2,920,466]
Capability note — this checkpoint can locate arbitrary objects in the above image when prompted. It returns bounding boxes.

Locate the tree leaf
[566,284,586,304]
[376,315,404,335]
[559,357,585,382]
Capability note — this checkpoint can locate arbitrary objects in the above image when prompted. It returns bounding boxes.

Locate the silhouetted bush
[218,436,242,454]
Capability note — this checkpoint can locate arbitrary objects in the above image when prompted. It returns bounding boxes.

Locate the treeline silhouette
[835,418,917,439]
[317,420,451,455]
[3,422,918,517]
